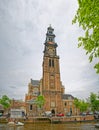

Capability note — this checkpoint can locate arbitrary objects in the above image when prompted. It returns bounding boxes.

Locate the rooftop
[30,79,40,86]
[62,94,74,100]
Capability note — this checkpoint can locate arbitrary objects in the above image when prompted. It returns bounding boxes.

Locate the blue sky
[0,0,99,100]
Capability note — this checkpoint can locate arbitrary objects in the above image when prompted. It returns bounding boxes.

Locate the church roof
[62,94,74,100]
[31,79,40,86]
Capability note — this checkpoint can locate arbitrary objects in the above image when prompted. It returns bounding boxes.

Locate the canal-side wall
[0,115,95,123]
[51,115,94,123]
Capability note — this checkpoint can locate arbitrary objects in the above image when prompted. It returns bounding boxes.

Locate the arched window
[30,105,32,110]
[52,60,54,67]
[49,59,54,67]
[64,102,67,106]
[49,59,51,67]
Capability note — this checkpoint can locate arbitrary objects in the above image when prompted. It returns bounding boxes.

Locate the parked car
[66,112,71,117]
[56,113,64,117]
[94,112,99,119]
[41,112,46,117]
[86,111,93,115]
[45,111,52,117]
[80,112,87,116]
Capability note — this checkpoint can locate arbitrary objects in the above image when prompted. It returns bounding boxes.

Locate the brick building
[11,99,26,113]
[25,26,77,116]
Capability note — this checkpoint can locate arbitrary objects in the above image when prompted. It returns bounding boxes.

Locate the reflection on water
[0,122,98,130]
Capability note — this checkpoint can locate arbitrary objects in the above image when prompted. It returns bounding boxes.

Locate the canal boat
[7,121,24,126]
[95,124,99,128]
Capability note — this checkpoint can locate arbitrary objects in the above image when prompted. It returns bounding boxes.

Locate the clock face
[33,88,38,92]
[33,88,39,96]
[48,48,54,55]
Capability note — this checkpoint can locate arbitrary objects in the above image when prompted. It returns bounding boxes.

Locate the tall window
[49,59,51,67]
[52,60,54,67]
[64,102,67,106]
[49,59,54,67]
[30,105,32,110]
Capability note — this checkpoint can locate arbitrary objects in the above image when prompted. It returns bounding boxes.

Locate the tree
[74,98,88,114]
[72,0,99,73]
[88,92,99,112]
[35,95,45,109]
[79,100,88,112]
[0,95,11,109]
[74,98,80,115]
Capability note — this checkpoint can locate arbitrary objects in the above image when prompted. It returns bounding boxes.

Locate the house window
[51,101,55,107]
[30,105,32,110]
[64,102,67,106]
[69,102,72,106]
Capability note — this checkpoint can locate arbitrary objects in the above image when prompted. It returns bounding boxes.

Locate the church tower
[25,26,76,116]
[42,25,64,113]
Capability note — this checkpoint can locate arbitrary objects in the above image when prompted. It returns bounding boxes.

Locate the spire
[45,25,55,43]
[43,26,58,56]
[49,24,51,28]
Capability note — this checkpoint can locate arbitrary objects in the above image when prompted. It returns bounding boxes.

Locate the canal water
[0,122,98,130]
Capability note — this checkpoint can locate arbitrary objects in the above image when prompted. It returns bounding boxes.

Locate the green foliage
[72,0,99,73]
[0,95,11,109]
[79,100,88,112]
[74,98,88,112]
[74,98,80,108]
[74,98,80,115]
[35,95,45,108]
[88,92,99,111]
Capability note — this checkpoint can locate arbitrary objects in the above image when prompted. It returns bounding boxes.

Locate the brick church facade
[25,26,78,116]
